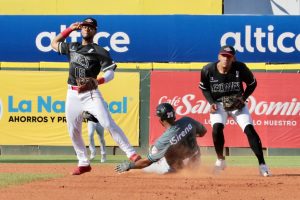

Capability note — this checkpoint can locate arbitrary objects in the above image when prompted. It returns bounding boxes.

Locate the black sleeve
[240,63,257,99]
[243,79,257,100]
[202,90,216,105]
[58,42,70,55]
[199,67,210,91]
[100,51,117,72]
[199,66,215,104]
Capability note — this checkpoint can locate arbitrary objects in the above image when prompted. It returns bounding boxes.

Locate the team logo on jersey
[70,46,76,52]
[236,71,239,78]
[88,49,94,53]
[0,98,3,121]
[210,76,218,83]
[170,123,193,145]
[71,53,89,69]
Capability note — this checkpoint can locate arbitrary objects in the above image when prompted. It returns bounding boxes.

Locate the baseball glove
[221,94,245,111]
[76,77,98,93]
[82,111,99,123]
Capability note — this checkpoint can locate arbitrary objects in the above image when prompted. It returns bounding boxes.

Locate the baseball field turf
[0,155,299,187]
[0,155,299,200]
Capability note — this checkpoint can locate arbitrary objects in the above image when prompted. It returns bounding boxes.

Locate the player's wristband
[129,162,135,170]
[61,27,73,38]
[97,77,105,85]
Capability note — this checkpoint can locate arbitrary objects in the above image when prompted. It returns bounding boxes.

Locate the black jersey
[58,42,117,86]
[148,117,206,165]
[199,61,256,103]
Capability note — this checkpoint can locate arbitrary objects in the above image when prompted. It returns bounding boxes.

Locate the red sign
[149,71,300,148]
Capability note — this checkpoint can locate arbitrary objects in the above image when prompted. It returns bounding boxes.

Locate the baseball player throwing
[199,45,270,177]
[115,103,207,174]
[51,17,140,175]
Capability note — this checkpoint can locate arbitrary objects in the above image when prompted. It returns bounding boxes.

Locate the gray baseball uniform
[144,116,206,174]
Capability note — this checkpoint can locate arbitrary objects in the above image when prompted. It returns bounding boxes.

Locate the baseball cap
[81,17,97,29]
[219,45,236,57]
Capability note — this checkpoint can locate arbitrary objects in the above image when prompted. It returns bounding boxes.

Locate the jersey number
[75,67,86,78]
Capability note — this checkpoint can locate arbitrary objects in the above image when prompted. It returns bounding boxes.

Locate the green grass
[0,155,127,164]
[0,155,299,167]
[0,155,78,164]
[0,173,63,188]
[207,156,300,168]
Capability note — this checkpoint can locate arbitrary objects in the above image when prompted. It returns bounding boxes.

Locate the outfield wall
[0,63,299,156]
[0,1,299,155]
[0,71,140,147]
[2,15,300,63]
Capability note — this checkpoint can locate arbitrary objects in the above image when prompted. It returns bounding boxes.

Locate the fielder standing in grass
[115,103,207,174]
[199,45,270,177]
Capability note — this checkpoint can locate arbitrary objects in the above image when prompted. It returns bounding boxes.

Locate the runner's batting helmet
[156,103,176,120]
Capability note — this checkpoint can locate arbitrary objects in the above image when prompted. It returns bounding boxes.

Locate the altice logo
[220,25,300,53]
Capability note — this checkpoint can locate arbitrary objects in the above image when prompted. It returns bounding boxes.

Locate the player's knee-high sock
[244,124,265,165]
[212,123,225,159]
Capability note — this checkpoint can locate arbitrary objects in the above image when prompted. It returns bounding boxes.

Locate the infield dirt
[0,164,299,200]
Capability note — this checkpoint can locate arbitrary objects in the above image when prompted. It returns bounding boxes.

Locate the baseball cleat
[101,154,107,163]
[213,158,226,174]
[259,164,271,177]
[129,153,142,162]
[72,165,92,175]
[90,153,96,160]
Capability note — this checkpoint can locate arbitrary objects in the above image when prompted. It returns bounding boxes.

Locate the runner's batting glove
[115,161,135,173]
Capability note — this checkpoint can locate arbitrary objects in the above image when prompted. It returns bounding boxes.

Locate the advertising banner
[0,71,140,146]
[1,15,300,63]
[149,71,300,148]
